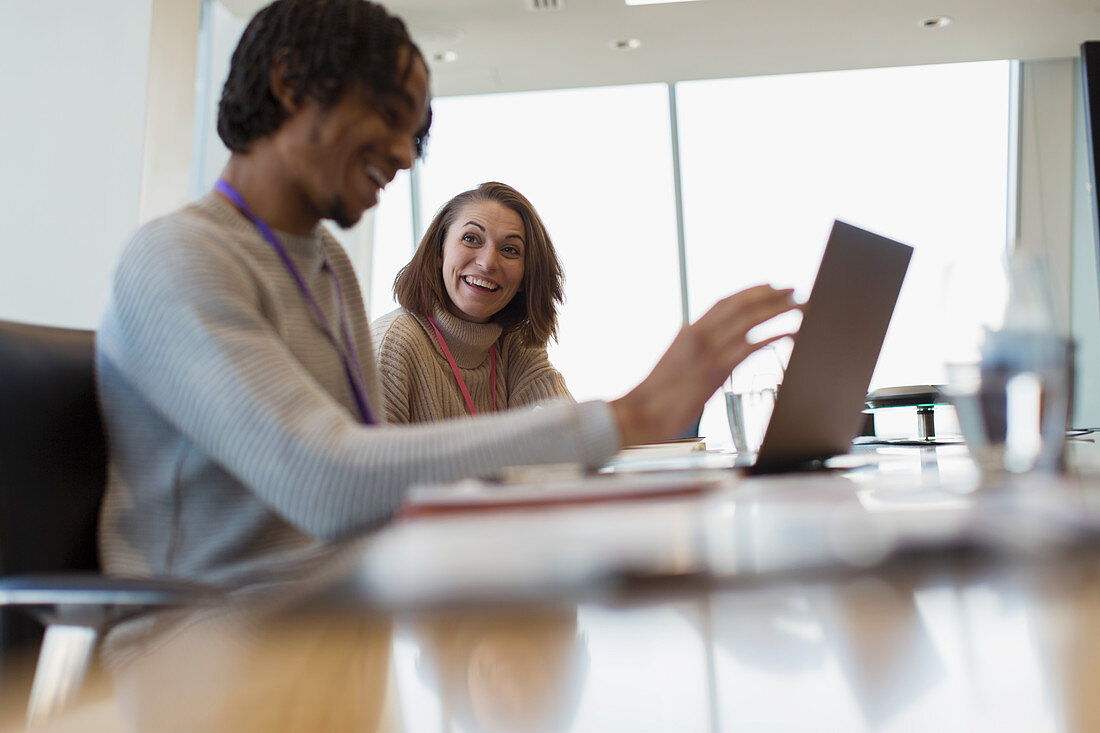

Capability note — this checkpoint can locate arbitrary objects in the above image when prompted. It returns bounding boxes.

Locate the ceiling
[222,0,1100,97]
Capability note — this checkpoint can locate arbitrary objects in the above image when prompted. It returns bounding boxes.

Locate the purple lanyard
[214,179,377,425]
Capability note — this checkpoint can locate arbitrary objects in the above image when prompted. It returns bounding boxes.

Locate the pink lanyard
[427,317,497,415]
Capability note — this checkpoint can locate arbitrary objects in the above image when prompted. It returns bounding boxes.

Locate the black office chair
[0,320,214,724]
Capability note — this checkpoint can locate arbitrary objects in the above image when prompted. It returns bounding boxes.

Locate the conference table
[12,442,1100,732]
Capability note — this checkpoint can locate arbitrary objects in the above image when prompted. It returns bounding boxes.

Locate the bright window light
[677,61,1011,445]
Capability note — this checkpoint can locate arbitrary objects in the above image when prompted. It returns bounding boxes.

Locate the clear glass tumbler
[725,345,785,455]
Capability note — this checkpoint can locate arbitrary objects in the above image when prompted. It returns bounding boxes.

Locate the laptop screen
[751,220,913,473]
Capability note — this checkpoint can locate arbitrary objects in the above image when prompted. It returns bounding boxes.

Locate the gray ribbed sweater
[371,305,572,423]
[96,193,620,591]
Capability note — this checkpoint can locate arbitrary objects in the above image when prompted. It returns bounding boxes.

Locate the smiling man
[97,0,798,593]
[214,4,429,232]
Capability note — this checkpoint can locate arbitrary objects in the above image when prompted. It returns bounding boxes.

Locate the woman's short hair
[217,0,431,156]
[394,182,565,348]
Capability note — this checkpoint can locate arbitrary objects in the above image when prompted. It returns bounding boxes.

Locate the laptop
[745,220,913,473]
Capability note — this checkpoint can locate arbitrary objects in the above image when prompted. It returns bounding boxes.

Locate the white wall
[140,0,202,224]
[0,0,154,329]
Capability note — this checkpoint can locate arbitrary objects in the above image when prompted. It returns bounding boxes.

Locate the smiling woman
[371,182,574,423]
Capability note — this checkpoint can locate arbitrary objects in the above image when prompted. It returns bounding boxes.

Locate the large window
[371,62,1011,444]
[677,61,1011,443]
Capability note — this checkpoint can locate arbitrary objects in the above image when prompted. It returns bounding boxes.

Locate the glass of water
[947,330,1072,475]
[941,251,1073,476]
[725,346,785,455]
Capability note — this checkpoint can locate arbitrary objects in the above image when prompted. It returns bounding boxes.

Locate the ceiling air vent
[526,0,563,11]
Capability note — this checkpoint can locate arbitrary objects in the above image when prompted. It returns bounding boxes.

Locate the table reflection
[406,608,585,733]
[106,607,395,733]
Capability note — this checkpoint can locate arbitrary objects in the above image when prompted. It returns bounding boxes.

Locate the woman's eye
[503,246,521,256]
[462,234,479,244]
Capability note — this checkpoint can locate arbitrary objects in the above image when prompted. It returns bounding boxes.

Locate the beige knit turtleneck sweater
[371,304,573,423]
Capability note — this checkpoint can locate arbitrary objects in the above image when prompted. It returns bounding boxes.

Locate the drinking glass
[725,345,785,455]
[941,252,1073,477]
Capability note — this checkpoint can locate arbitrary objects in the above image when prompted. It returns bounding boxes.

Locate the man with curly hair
[97,0,797,593]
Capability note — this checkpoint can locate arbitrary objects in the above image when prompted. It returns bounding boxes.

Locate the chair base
[27,624,97,725]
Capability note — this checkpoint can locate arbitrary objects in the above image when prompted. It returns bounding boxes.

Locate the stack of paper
[401,470,724,517]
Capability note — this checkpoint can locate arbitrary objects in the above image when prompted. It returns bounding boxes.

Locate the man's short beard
[327,196,357,229]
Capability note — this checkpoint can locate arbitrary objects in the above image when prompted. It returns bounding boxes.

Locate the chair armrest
[0,573,219,629]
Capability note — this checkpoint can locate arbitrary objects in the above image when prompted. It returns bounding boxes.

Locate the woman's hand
[610,285,798,446]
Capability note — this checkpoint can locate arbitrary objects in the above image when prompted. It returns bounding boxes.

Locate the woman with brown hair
[372,182,573,423]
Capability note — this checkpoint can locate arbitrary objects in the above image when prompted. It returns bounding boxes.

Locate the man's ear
[268,52,300,114]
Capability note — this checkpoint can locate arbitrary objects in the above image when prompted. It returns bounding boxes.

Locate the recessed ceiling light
[432,51,458,63]
[626,0,704,5]
[919,16,952,28]
[411,28,465,46]
[610,38,642,50]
